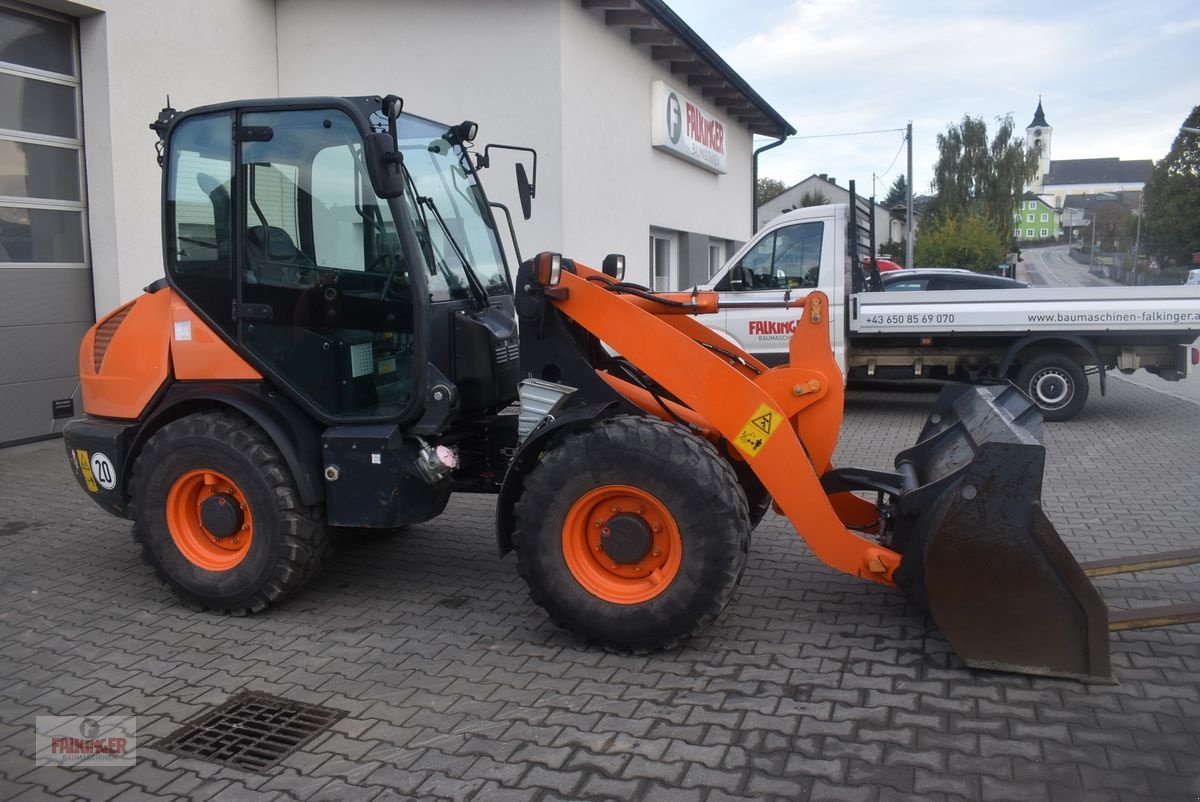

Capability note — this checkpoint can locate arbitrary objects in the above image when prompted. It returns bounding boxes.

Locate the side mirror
[364,133,404,198]
[516,162,533,220]
[602,254,625,280]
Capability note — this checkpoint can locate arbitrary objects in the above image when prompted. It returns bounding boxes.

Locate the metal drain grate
[156,692,347,773]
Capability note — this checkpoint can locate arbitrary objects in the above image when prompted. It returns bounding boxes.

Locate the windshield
[394,114,509,301]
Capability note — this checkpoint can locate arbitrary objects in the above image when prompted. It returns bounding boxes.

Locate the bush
[913,212,1005,271]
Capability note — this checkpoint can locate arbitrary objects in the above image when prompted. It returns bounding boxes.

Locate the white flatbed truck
[701,191,1200,420]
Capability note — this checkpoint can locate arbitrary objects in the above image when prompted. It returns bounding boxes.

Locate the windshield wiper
[417,194,487,308]
[401,167,487,308]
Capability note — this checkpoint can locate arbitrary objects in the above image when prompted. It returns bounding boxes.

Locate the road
[1019,245,1200,406]
[1017,244,1121,289]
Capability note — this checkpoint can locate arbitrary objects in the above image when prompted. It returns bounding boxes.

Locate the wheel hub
[200,493,245,539]
[1033,370,1070,405]
[600,513,653,564]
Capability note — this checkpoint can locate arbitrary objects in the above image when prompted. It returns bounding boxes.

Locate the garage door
[0,2,92,445]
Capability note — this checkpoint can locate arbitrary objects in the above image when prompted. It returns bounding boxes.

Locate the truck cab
[703,202,862,374]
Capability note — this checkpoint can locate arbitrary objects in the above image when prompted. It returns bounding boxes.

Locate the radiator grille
[92,304,134,373]
[495,338,520,363]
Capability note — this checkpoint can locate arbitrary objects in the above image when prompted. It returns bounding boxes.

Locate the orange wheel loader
[63,96,1199,681]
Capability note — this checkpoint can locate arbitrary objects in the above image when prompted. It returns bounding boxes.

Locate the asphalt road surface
[1017,245,1121,289]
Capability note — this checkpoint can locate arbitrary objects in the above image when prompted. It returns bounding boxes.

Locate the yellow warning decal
[75,448,99,493]
[733,403,781,459]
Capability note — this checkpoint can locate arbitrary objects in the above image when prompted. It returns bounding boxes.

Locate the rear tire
[1015,355,1088,422]
[513,416,750,651]
[129,411,329,614]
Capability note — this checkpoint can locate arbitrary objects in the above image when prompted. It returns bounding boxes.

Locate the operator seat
[242,225,317,288]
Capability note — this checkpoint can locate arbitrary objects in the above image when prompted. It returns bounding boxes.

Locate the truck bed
[851,286,1200,337]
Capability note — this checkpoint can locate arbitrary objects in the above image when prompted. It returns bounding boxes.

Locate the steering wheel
[368,252,408,300]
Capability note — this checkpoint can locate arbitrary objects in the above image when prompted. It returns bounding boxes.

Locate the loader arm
[516,252,1200,683]
[520,254,901,586]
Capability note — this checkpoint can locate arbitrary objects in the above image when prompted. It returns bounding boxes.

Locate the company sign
[651,81,728,174]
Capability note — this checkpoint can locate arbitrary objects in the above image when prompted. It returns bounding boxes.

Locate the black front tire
[129,411,329,614]
[513,416,751,651]
[1015,355,1089,422]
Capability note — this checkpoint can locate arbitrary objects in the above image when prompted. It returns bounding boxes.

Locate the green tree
[757,177,787,206]
[878,239,906,266]
[883,175,908,207]
[1092,204,1132,252]
[913,211,1005,271]
[1143,105,1200,266]
[799,189,831,207]
[932,114,1038,242]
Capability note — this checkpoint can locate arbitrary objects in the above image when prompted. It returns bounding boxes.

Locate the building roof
[583,0,795,138]
[1062,191,1142,213]
[1044,157,1154,186]
[1028,100,1049,129]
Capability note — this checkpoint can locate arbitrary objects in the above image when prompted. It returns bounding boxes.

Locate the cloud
[669,0,1190,190]
[1160,18,1200,36]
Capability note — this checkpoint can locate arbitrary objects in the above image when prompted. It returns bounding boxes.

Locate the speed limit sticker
[89,453,117,490]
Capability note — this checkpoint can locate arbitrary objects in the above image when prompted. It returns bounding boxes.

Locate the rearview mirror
[516,162,533,220]
[364,133,404,198]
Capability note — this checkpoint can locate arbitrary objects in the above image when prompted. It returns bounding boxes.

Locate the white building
[757,174,893,246]
[0,0,792,445]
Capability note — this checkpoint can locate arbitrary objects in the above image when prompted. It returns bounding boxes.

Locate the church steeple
[1028,99,1049,129]
[1025,97,1052,191]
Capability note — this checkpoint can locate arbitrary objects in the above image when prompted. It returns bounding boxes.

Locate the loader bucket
[890,384,1112,682]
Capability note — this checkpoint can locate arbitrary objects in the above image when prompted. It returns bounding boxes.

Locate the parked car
[863,256,903,273]
[881,268,1029,291]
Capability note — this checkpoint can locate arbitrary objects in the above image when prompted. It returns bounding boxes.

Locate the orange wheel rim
[562,484,683,604]
[165,469,254,571]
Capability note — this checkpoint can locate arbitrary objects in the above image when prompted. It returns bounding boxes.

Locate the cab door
[235,108,416,420]
[713,220,825,365]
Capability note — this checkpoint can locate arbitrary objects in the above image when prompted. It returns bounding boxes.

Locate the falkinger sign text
[650,81,728,174]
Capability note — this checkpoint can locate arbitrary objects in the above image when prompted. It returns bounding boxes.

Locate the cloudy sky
[666,0,1198,198]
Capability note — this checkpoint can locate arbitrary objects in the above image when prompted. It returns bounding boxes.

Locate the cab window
[715,222,823,291]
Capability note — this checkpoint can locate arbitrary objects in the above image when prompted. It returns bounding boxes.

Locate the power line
[786,127,906,140]
[875,134,907,181]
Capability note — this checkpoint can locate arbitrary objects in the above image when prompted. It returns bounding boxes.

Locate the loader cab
[161,96,518,428]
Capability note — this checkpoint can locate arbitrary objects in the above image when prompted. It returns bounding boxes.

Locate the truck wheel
[129,411,329,614]
[513,416,750,651]
[1015,355,1089,422]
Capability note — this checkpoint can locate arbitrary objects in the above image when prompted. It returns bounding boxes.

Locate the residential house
[1013,193,1060,242]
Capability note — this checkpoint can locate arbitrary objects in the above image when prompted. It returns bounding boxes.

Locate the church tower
[1025,99,1052,191]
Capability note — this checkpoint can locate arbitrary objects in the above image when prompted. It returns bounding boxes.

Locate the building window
[1040,213,1049,222]
[1027,214,1034,223]
[649,232,672,292]
[0,4,87,266]
[708,242,723,278]
[1040,228,1049,238]
[1026,228,1035,238]
[1014,228,1022,238]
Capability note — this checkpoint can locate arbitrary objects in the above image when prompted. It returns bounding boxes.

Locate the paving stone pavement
[0,379,1197,801]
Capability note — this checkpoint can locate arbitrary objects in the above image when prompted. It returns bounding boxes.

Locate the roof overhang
[581,0,795,139]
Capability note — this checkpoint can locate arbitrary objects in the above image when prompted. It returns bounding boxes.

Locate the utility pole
[905,121,913,269]
[1134,192,1143,265]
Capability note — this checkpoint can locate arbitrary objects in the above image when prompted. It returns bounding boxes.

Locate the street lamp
[1182,126,1200,134]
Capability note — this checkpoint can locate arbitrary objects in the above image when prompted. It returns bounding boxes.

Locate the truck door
[713,220,824,365]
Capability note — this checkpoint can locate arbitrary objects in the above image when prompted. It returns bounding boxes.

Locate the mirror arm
[481,144,537,196]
